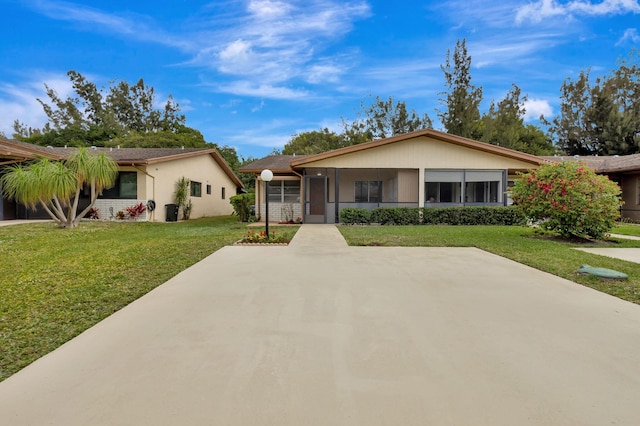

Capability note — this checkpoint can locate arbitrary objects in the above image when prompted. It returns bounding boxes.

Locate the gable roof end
[289,129,548,168]
[0,138,65,161]
[0,139,243,188]
[239,155,305,174]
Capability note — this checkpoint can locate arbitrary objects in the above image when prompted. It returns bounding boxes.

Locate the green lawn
[339,225,640,304]
[0,217,297,382]
[615,223,640,237]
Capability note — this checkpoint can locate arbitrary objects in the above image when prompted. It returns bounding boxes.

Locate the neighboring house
[543,154,640,222]
[0,138,243,222]
[240,129,550,224]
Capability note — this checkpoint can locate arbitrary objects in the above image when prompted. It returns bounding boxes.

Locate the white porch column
[418,167,425,207]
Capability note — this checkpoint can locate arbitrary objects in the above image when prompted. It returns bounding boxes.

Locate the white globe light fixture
[260,169,273,182]
[260,169,273,239]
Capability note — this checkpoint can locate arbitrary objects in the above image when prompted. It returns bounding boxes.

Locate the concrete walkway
[2,225,640,425]
[574,233,640,264]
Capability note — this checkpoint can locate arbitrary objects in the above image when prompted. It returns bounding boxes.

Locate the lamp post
[260,169,273,240]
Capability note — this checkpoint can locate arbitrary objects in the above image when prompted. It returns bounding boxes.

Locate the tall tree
[438,39,483,139]
[351,96,432,140]
[548,49,640,155]
[105,126,207,148]
[0,148,118,228]
[13,70,189,147]
[282,128,349,155]
[480,84,555,155]
[546,70,597,155]
[209,143,257,190]
[281,96,432,156]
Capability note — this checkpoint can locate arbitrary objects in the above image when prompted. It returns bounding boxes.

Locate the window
[206,184,212,195]
[190,181,202,197]
[465,181,500,203]
[221,187,226,199]
[464,171,502,203]
[119,172,137,198]
[425,170,462,204]
[425,170,503,205]
[268,180,300,203]
[97,171,137,199]
[355,181,382,203]
[425,182,461,203]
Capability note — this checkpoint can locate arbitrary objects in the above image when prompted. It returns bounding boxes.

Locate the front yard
[339,225,640,304]
[1,219,638,382]
[0,217,295,382]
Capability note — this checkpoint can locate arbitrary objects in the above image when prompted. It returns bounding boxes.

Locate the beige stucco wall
[300,136,539,170]
[398,169,419,203]
[620,173,640,222]
[140,154,237,222]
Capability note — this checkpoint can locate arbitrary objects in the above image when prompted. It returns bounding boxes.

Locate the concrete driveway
[1,225,640,425]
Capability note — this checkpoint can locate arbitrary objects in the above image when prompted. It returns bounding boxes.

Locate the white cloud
[222,120,298,149]
[32,0,133,31]
[515,0,640,24]
[251,100,266,113]
[216,81,309,99]
[25,1,372,101]
[194,0,371,85]
[27,0,191,49]
[217,40,256,74]
[306,64,343,84]
[617,27,640,44]
[175,98,193,112]
[428,1,523,29]
[247,0,293,19]
[523,98,553,121]
[0,73,74,136]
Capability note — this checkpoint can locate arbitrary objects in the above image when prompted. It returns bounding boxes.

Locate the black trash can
[165,204,179,222]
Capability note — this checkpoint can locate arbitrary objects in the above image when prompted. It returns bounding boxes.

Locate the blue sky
[1,0,638,159]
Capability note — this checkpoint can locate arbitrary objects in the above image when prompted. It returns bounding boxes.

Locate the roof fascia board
[0,139,64,160]
[290,129,547,168]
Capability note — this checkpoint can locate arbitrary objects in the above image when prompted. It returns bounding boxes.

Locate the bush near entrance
[340,206,525,226]
[230,193,255,222]
[511,162,621,240]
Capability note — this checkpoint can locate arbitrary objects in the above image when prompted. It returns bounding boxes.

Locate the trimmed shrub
[230,192,255,222]
[340,206,525,226]
[422,206,526,225]
[371,207,422,225]
[340,208,372,224]
[511,162,621,239]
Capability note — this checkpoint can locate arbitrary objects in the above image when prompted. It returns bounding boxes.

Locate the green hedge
[422,206,526,225]
[370,207,422,225]
[340,206,526,226]
[339,207,372,224]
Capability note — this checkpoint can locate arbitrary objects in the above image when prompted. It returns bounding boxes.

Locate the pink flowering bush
[511,162,621,240]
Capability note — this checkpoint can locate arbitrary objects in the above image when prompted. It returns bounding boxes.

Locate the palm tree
[1,148,118,228]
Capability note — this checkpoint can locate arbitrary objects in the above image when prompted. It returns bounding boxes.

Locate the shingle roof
[239,155,308,174]
[47,146,214,164]
[0,139,243,188]
[543,154,640,173]
[0,138,64,161]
